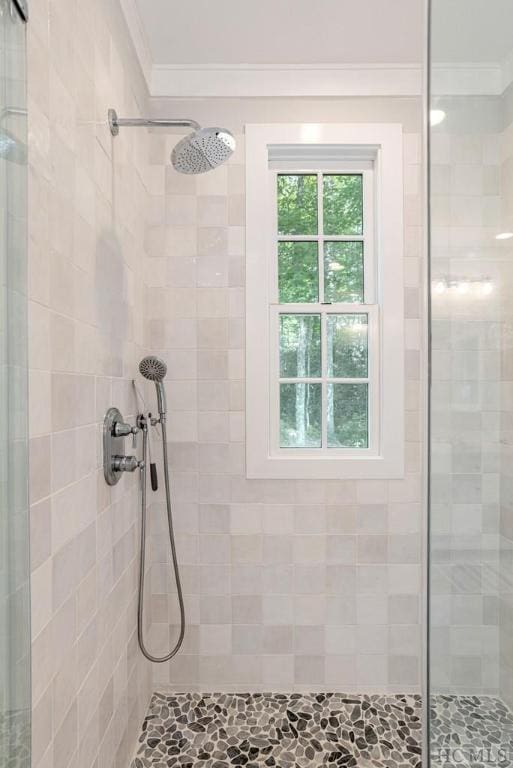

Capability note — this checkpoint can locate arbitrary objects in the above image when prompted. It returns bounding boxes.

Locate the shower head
[108,109,236,174]
[0,131,27,165]
[0,108,27,165]
[171,127,236,174]
[139,356,167,382]
[139,356,167,417]
[0,130,22,163]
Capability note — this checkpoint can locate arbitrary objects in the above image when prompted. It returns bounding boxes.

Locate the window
[246,124,404,479]
[272,170,377,455]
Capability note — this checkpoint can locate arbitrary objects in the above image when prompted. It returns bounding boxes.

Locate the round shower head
[139,356,167,382]
[0,129,27,165]
[171,127,236,174]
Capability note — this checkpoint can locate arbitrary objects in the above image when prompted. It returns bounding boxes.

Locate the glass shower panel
[429,2,513,766]
[0,0,30,765]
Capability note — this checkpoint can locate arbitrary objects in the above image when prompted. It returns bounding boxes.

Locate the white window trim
[245,123,404,480]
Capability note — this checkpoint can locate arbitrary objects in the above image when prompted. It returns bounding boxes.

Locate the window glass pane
[324,241,364,303]
[323,174,363,236]
[327,383,368,448]
[327,314,368,378]
[277,174,318,235]
[280,314,321,378]
[279,242,318,303]
[280,383,321,447]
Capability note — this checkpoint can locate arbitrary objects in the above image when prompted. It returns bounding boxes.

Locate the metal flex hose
[138,417,185,662]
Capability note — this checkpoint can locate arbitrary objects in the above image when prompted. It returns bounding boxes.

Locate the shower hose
[137,415,185,662]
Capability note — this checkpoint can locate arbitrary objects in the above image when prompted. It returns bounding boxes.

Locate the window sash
[271,166,377,456]
[270,168,375,306]
[269,303,380,457]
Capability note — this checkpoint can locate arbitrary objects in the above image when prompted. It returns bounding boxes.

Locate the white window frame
[245,123,404,480]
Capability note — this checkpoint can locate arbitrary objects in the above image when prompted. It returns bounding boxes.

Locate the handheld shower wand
[139,356,167,417]
[137,356,185,662]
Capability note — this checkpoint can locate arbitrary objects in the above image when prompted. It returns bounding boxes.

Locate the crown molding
[150,63,422,98]
[150,62,513,99]
[119,0,153,88]
[501,50,513,94]
[431,63,503,95]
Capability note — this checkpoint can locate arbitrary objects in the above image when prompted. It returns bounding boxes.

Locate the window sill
[246,452,404,480]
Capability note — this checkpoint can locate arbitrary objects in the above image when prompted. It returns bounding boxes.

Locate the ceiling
[124,0,513,98]
[133,0,423,67]
[431,0,513,63]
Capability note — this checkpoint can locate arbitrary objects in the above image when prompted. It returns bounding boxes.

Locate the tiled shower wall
[500,82,513,710]
[27,1,152,766]
[430,94,509,697]
[143,98,424,693]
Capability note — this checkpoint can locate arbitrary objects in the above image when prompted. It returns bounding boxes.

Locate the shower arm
[0,107,27,121]
[108,109,200,137]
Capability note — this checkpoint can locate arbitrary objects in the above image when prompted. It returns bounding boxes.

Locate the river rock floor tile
[131,692,422,768]
[0,709,31,768]
[430,695,513,768]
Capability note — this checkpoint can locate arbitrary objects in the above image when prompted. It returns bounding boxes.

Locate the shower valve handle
[113,421,139,448]
[112,455,144,473]
[114,421,138,437]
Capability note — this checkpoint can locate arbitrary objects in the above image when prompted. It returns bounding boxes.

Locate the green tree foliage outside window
[327,314,368,378]
[327,384,368,448]
[323,174,363,235]
[279,242,318,303]
[324,241,364,303]
[280,383,322,447]
[280,314,321,378]
[277,175,318,235]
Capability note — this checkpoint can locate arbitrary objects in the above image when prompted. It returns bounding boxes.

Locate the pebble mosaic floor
[0,709,31,768]
[430,695,513,767]
[131,692,422,768]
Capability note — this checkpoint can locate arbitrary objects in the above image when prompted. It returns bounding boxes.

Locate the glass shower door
[0,0,30,765]
[429,1,513,766]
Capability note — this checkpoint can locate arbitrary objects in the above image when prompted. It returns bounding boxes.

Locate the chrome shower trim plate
[108,108,119,137]
[103,407,141,485]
